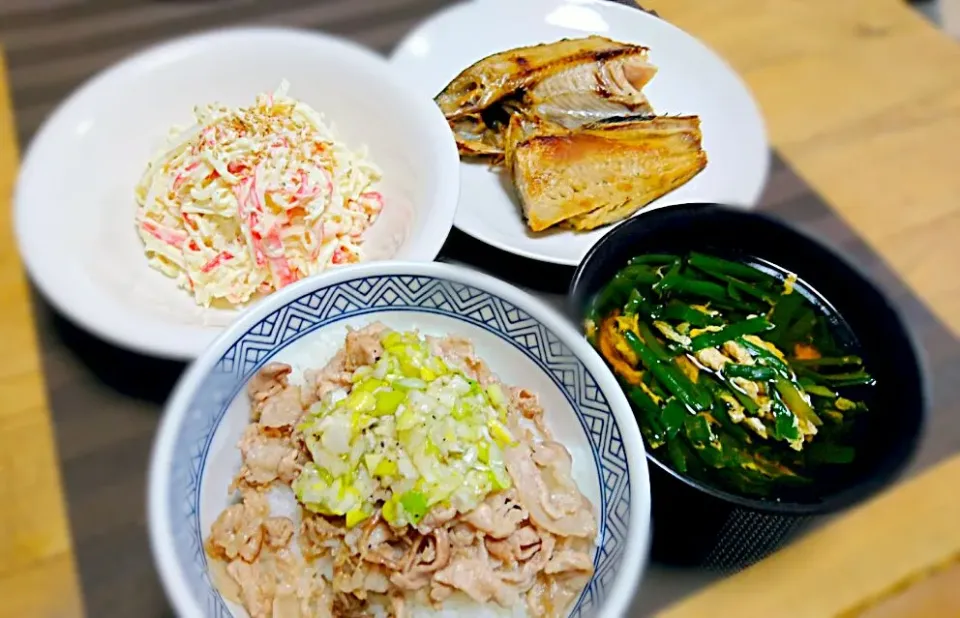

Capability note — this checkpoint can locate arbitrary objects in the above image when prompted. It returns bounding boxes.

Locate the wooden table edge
[0,49,84,618]
[657,454,960,618]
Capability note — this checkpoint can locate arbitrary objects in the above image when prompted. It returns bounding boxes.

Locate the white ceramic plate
[148,261,650,618]
[390,0,770,265]
[15,27,460,360]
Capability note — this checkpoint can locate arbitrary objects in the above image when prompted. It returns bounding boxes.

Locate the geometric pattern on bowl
[167,275,632,617]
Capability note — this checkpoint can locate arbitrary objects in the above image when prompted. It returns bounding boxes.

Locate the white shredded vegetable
[134,80,384,307]
[294,329,515,529]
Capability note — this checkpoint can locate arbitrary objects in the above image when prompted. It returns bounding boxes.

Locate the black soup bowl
[568,203,927,571]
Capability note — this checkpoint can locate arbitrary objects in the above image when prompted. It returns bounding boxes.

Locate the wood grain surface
[0,1,959,617]
[659,454,960,618]
[643,0,960,339]
[0,51,84,618]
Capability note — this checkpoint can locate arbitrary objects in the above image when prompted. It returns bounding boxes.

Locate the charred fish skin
[526,46,658,129]
[434,35,629,119]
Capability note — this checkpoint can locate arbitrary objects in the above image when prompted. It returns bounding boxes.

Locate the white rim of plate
[148,260,651,618]
[390,0,770,266]
[14,26,461,360]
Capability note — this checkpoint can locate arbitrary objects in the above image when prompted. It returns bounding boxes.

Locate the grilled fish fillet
[447,49,656,157]
[435,36,629,119]
[509,115,707,232]
[437,37,657,157]
[526,47,657,128]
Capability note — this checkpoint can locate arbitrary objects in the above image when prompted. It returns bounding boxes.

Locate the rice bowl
[148,261,651,618]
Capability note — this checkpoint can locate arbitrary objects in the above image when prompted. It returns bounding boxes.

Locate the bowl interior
[568,204,925,514]
[152,267,648,618]
[16,28,458,358]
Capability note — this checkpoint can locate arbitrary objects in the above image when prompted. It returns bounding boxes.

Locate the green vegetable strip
[735,338,824,428]
[770,397,801,443]
[641,371,669,400]
[688,252,771,282]
[822,375,875,387]
[723,363,777,381]
[765,291,804,345]
[723,276,773,303]
[795,368,874,386]
[703,380,751,443]
[684,413,716,445]
[617,265,661,286]
[689,433,724,468]
[712,403,751,444]
[584,296,602,336]
[715,433,746,468]
[626,384,661,418]
[637,321,671,361]
[775,378,822,427]
[660,301,722,327]
[661,400,690,439]
[622,289,644,317]
[628,254,678,266]
[623,331,711,412]
[667,439,689,473]
[690,317,774,351]
[737,337,791,375]
[661,258,683,279]
[592,266,658,317]
[698,358,762,414]
[654,274,729,303]
[691,264,775,304]
[803,384,838,398]
[627,387,667,446]
[729,384,761,415]
[623,288,661,320]
[588,279,627,322]
[791,356,863,367]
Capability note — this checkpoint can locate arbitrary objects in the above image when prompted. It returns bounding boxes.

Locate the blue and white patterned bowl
[148,261,650,618]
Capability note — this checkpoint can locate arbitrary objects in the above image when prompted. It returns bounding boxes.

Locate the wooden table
[1,0,959,616]
[0,51,84,618]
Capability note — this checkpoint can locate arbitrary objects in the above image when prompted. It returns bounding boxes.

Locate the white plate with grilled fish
[390,0,770,265]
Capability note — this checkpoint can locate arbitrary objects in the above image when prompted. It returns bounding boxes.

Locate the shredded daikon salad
[293,329,516,529]
[134,80,383,307]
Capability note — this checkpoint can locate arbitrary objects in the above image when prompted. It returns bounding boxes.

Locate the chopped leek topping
[293,328,515,528]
